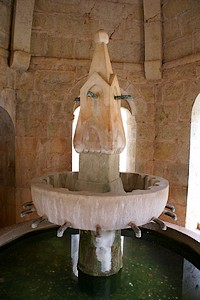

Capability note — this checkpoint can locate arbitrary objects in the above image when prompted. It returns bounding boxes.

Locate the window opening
[186,94,200,232]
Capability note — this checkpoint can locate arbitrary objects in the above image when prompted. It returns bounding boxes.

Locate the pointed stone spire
[73,30,125,155]
[88,29,113,83]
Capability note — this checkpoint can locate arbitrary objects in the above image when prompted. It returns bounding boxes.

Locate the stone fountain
[29,30,170,277]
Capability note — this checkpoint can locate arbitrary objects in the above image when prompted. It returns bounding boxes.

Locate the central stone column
[73,30,126,276]
[77,153,123,276]
[76,152,122,193]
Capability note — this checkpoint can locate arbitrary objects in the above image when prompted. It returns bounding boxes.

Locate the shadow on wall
[0,107,15,227]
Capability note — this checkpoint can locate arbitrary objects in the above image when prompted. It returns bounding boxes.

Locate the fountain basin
[0,223,199,299]
[31,172,169,231]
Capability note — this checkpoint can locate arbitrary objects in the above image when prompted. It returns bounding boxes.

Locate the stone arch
[0,90,16,127]
[0,106,16,227]
[186,93,200,231]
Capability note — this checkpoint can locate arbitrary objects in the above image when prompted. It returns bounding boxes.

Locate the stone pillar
[78,230,122,276]
[10,0,35,71]
[77,152,123,276]
[73,30,125,276]
[143,0,162,80]
[76,153,123,193]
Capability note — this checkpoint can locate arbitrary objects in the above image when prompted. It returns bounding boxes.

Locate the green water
[0,229,199,300]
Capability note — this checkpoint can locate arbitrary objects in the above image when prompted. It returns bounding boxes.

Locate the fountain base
[0,225,199,299]
[78,230,122,276]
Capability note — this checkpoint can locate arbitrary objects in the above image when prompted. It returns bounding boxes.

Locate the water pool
[0,228,199,300]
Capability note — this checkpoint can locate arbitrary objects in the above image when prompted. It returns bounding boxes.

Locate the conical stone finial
[94,29,109,44]
[88,29,113,82]
[74,30,125,155]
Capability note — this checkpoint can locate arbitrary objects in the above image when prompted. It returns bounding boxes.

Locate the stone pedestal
[75,153,123,193]
[78,230,122,276]
[77,152,123,276]
[73,30,125,277]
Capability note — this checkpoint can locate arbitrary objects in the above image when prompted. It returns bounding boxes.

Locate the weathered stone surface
[145,22,162,60]
[73,39,94,60]
[163,63,196,80]
[78,230,122,276]
[35,0,81,14]
[137,84,154,103]
[156,104,178,123]
[0,1,11,49]
[144,60,162,80]
[47,36,74,58]
[0,89,16,125]
[164,36,193,62]
[162,0,192,20]
[143,0,162,80]
[31,0,144,63]
[176,140,190,164]
[34,70,75,91]
[144,0,161,21]
[163,82,186,103]
[77,153,120,193]
[194,31,200,54]
[178,8,200,36]
[179,101,193,121]
[74,32,125,154]
[137,123,154,140]
[166,162,189,187]
[10,51,31,71]
[163,2,200,62]
[113,18,144,43]
[31,32,47,57]
[31,172,169,230]
[109,40,144,63]
[126,70,146,84]
[32,12,54,31]
[163,19,181,43]
[136,141,154,162]
[11,0,35,52]
[10,0,35,70]
[156,123,190,143]
[154,142,177,161]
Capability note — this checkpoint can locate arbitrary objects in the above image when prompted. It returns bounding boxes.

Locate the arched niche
[0,106,16,227]
[186,93,200,232]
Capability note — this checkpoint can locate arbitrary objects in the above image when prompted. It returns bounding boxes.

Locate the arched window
[72,106,80,172]
[119,107,136,172]
[0,107,15,227]
[72,106,136,173]
[186,94,200,232]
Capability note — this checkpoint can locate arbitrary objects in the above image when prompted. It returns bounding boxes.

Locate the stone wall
[0,0,16,227]
[0,0,200,227]
[14,0,150,223]
[154,0,200,226]
[155,60,200,226]
[0,0,15,123]
[163,0,200,62]
[15,59,74,222]
[31,0,144,63]
[0,107,15,227]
